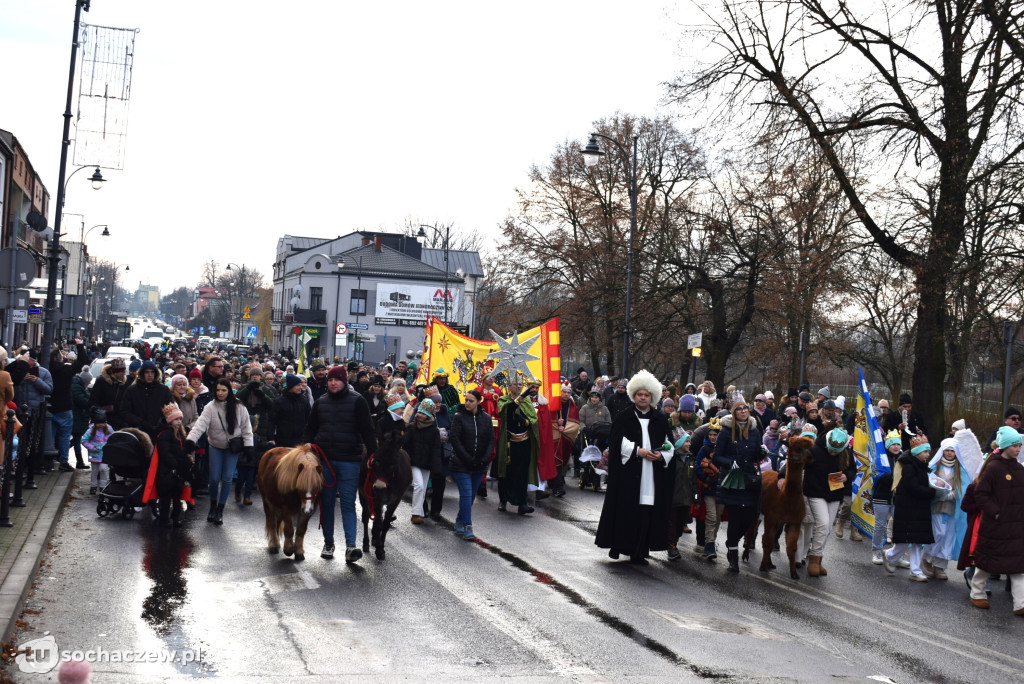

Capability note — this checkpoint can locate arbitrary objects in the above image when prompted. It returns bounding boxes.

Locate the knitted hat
[679,394,696,412]
[285,373,303,390]
[417,397,435,416]
[899,393,913,405]
[129,359,142,373]
[754,393,766,402]
[327,366,347,382]
[825,428,848,453]
[1004,406,1022,419]
[799,384,810,392]
[951,419,966,432]
[884,429,902,449]
[784,406,798,417]
[730,400,749,419]
[162,403,183,423]
[835,396,846,410]
[662,397,676,409]
[996,425,1023,450]
[764,391,774,400]
[90,407,107,424]
[189,368,203,380]
[817,386,830,399]
[140,360,157,373]
[910,434,931,456]
[787,387,798,398]
[170,373,188,387]
[385,392,405,411]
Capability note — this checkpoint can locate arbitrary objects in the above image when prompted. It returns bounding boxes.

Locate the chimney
[361,237,370,246]
[374,235,383,251]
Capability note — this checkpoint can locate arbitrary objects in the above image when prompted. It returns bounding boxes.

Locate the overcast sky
[0,1,689,293]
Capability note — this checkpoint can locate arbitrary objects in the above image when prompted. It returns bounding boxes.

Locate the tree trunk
[912,269,947,448]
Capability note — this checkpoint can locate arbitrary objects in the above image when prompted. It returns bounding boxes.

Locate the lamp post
[582,132,638,377]
[41,0,101,368]
[418,224,451,324]
[337,255,363,361]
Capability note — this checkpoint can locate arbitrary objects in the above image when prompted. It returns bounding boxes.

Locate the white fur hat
[835,396,845,410]
[626,369,662,402]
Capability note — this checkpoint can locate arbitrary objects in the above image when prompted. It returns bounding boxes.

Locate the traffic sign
[336,323,347,335]
[199,327,205,333]
[687,333,703,349]
[347,322,368,330]
[246,325,258,339]
[209,325,216,332]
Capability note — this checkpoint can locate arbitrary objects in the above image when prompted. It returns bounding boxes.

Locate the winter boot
[833,521,844,538]
[207,500,218,523]
[213,503,224,525]
[704,542,718,561]
[817,557,828,576]
[726,548,740,573]
[850,527,864,542]
[807,555,822,577]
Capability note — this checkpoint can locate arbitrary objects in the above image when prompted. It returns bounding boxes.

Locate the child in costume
[871,430,902,565]
[921,437,971,580]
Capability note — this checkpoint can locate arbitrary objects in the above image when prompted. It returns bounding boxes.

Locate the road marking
[752,573,1024,677]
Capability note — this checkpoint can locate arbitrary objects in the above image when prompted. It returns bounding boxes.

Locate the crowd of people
[2,337,1020,616]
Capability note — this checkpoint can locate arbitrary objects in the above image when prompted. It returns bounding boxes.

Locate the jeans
[235,466,256,499]
[51,410,73,465]
[871,502,892,551]
[208,445,241,505]
[807,497,840,556]
[320,460,361,547]
[452,471,486,526]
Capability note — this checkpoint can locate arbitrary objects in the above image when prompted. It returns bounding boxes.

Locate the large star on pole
[486,329,541,381]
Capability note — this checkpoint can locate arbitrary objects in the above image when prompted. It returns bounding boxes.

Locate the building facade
[272,231,483,365]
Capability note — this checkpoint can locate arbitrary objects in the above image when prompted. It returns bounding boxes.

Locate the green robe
[496,394,540,484]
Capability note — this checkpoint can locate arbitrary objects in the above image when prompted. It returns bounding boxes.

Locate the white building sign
[376,282,460,322]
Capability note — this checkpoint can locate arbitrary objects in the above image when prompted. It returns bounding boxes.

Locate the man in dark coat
[606,380,633,420]
[595,370,675,565]
[985,407,1024,452]
[881,393,927,450]
[88,358,130,430]
[121,360,174,440]
[49,341,88,471]
[268,374,311,448]
[306,362,328,401]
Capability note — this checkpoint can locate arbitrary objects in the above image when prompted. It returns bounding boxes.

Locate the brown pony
[258,444,324,561]
[360,415,412,560]
[745,435,815,579]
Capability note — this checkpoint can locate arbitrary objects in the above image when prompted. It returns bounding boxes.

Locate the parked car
[104,346,137,361]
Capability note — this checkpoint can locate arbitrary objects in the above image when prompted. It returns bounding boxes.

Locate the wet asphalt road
[5,471,1023,683]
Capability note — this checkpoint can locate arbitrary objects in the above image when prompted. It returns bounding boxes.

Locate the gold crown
[884,429,902,444]
[707,417,722,431]
[909,434,929,450]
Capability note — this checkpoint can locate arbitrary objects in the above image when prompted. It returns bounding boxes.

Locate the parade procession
[3,0,1024,682]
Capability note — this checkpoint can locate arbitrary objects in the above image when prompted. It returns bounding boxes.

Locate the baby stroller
[577,444,607,492]
[97,429,154,520]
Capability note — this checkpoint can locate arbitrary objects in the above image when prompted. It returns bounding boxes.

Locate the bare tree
[671,0,1024,442]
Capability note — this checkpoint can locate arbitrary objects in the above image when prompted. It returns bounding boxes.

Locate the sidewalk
[0,468,76,644]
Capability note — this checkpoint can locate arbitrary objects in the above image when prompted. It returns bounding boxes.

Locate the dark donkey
[359,414,412,560]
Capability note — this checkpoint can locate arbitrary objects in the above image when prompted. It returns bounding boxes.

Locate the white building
[272,231,483,364]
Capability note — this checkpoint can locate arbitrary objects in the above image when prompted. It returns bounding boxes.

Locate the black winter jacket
[121,377,175,438]
[803,437,857,502]
[155,427,194,496]
[303,385,376,462]
[48,344,87,412]
[891,452,936,544]
[449,406,495,473]
[712,418,763,507]
[269,391,311,447]
[88,367,130,430]
[405,413,443,472]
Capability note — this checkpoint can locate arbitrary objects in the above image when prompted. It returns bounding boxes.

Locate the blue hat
[826,428,849,453]
[679,394,696,412]
[285,373,303,390]
[417,398,435,416]
[140,360,157,373]
[129,359,142,372]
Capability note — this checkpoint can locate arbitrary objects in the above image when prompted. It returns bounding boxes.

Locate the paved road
[4,472,1022,682]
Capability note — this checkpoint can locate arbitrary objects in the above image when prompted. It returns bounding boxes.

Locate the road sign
[687,333,703,349]
[335,323,347,335]
[199,327,205,333]
[243,312,251,319]
[243,305,251,313]
[11,309,27,323]
[347,322,368,330]
[209,325,216,332]
[246,326,258,339]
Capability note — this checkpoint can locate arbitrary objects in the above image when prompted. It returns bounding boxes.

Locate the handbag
[218,411,245,454]
[720,462,747,490]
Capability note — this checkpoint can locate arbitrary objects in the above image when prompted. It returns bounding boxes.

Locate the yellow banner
[850,392,875,536]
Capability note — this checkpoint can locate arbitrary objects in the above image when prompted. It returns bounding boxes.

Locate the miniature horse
[360,415,412,561]
[745,435,814,579]
[258,444,324,561]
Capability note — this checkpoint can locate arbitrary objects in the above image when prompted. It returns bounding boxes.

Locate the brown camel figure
[745,435,815,579]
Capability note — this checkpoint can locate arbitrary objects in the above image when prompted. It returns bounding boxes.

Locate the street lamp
[418,224,451,325]
[337,255,363,361]
[582,132,638,377]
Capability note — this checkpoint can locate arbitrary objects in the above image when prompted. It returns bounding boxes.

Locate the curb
[0,472,75,645]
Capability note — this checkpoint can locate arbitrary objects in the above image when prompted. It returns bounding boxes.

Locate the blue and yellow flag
[850,367,889,536]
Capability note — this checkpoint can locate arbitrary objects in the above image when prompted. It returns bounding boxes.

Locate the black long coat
[595,407,675,555]
[891,453,936,544]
